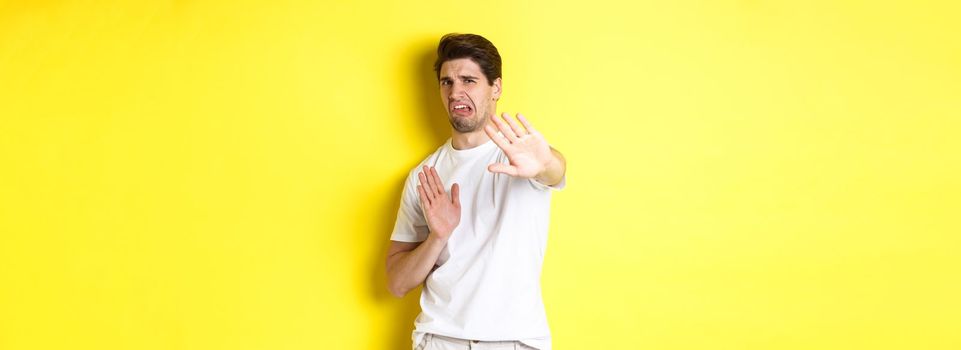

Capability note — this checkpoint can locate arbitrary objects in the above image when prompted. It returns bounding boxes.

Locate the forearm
[386,235,448,297]
[534,147,566,186]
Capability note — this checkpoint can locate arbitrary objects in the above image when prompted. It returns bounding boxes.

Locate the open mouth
[450,102,473,116]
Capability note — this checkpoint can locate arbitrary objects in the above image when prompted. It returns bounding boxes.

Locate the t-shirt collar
[446,137,497,159]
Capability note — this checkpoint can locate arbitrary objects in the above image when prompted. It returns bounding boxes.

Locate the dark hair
[433,33,502,86]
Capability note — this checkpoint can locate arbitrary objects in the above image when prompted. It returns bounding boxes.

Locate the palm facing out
[484,113,554,178]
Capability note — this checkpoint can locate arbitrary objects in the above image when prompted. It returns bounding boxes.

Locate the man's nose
[450,81,466,95]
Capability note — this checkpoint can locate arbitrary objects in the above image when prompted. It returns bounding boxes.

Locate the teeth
[454,105,467,110]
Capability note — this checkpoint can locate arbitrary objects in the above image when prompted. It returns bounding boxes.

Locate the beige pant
[415,333,536,350]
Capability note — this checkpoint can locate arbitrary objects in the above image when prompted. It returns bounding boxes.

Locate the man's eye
[466,79,476,84]
[441,80,452,86]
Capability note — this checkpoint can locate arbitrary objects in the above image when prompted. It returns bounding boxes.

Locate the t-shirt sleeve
[390,171,430,242]
[529,174,567,191]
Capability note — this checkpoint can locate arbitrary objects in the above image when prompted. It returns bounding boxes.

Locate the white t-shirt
[390,137,564,350]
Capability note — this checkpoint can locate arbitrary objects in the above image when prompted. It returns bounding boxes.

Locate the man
[386,33,566,350]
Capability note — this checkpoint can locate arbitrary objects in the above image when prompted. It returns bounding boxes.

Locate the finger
[517,113,538,134]
[425,166,441,196]
[430,167,446,196]
[450,183,460,208]
[488,162,519,176]
[505,113,527,137]
[491,113,518,142]
[484,124,512,151]
[417,184,432,207]
[418,169,435,201]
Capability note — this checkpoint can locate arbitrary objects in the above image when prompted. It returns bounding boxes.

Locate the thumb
[450,183,461,207]
[488,163,518,176]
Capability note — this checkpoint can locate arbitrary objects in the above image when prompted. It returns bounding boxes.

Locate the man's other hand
[417,166,461,240]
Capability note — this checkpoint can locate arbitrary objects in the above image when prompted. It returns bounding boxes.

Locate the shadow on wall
[414,39,454,144]
[364,39,450,350]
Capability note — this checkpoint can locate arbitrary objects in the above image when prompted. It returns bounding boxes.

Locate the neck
[451,119,492,150]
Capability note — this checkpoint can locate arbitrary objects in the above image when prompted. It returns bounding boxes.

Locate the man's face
[439,58,502,133]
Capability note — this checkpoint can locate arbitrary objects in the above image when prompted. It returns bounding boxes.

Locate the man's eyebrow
[439,75,480,82]
[458,75,480,80]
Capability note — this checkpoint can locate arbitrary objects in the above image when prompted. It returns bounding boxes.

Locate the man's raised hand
[484,113,556,179]
[417,166,461,241]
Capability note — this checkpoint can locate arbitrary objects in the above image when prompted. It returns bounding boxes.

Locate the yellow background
[1,0,959,349]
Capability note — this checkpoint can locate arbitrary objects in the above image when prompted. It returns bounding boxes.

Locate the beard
[448,110,485,133]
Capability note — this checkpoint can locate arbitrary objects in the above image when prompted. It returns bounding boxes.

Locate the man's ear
[492,77,502,101]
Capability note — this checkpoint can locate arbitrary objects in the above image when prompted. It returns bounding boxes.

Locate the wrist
[428,231,451,244]
[534,155,560,183]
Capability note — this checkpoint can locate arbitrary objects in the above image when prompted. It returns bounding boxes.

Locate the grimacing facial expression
[439,58,502,133]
